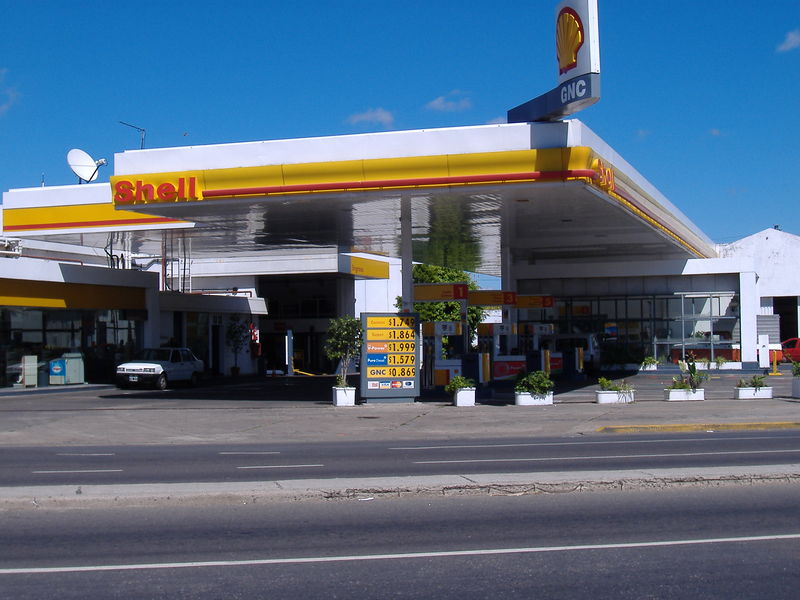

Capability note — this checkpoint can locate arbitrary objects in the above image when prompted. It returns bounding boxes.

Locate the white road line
[219,452,281,455]
[2,533,798,575]
[414,448,800,464]
[390,435,788,451]
[236,464,323,470]
[55,453,115,457]
[31,469,123,474]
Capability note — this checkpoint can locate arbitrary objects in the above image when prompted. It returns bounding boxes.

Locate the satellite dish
[67,148,107,183]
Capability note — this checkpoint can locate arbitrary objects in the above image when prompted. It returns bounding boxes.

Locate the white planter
[453,388,476,407]
[332,386,356,406]
[663,388,705,401]
[734,387,773,399]
[792,377,800,398]
[640,364,658,371]
[515,391,554,405]
[595,390,635,404]
[717,362,742,370]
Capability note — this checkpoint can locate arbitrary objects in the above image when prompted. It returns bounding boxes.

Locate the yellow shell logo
[556,7,585,75]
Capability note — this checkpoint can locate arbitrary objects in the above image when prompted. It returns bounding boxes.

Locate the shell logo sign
[557,7,584,75]
[555,0,600,86]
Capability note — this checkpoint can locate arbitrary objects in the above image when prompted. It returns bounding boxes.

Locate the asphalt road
[2,430,799,487]
[1,484,798,599]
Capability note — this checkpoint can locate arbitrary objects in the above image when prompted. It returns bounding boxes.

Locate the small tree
[324,316,363,387]
[225,315,250,371]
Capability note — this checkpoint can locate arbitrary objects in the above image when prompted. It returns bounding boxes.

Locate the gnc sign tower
[508,0,600,123]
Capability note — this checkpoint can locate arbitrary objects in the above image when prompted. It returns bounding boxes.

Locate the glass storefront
[1,307,144,387]
[521,292,740,365]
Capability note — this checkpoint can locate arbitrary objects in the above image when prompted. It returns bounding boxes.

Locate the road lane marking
[219,452,281,455]
[31,469,123,474]
[236,464,323,470]
[390,435,791,451]
[414,448,800,464]
[55,453,116,456]
[2,533,798,575]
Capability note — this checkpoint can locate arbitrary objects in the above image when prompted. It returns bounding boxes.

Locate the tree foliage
[324,316,363,386]
[396,264,486,347]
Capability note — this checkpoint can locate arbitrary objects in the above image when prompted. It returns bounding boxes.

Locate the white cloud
[777,29,800,52]
[486,116,506,125]
[425,90,472,112]
[708,128,721,137]
[346,107,394,128]
[635,129,651,140]
[0,68,19,117]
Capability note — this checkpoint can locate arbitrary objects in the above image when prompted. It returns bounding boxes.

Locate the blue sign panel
[366,354,388,366]
[507,73,600,123]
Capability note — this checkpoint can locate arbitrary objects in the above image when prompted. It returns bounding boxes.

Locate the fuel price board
[361,313,420,400]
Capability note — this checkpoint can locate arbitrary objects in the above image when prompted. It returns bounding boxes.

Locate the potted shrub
[664,353,706,401]
[444,375,476,407]
[225,315,250,376]
[640,356,659,371]
[324,316,363,406]
[514,370,554,405]
[792,362,800,399]
[734,374,773,399]
[595,377,635,404]
[715,355,729,370]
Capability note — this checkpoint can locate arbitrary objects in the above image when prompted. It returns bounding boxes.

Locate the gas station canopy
[3,121,716,276]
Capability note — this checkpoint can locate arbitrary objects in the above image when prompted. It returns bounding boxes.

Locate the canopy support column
[401,196,414,312]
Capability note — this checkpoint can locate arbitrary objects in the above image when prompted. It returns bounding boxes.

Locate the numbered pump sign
[361,313,420,400]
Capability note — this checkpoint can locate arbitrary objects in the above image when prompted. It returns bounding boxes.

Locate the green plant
[598,377,634,392]
[444,375,475,396]
[715,356,728,368]
[674,353,706,392]
[792,361,800,377]
[225,315,250,369]
[737,374,766,390]
[324,316,364,387]
[514,370,554,395]
[641,356,659,368]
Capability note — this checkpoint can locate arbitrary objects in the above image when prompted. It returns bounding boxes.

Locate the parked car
[116,348,204,390]
[780,338,800,363]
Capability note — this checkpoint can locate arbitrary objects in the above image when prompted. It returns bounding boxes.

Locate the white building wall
[354,258,402,317]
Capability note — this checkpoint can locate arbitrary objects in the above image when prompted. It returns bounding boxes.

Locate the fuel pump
[477,322,526,382]
[421,321,464,388]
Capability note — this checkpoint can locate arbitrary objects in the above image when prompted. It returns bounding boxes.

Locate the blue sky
[1,0,798,243]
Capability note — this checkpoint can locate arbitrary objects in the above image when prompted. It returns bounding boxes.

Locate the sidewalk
[0,369,798,446]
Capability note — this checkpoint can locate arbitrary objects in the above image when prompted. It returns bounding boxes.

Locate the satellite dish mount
[66,148,107,184]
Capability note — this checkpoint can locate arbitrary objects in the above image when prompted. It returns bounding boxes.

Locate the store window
[1,307,143,387]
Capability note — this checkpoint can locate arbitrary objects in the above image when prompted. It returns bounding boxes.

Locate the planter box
[793,378,800,399]
[639,364,658,371]
[734,387,773,399]
[453,388,476,407]
[332,386,356,406]
[515,391,554,405]
[717,362,742,370]
[595,390,635,404]
[663,388,705,401]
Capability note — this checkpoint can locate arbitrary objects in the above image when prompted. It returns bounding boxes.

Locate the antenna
[66,148,107,184]
[119,120,146,149]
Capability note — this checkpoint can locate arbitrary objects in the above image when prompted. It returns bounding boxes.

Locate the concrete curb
[597,422,800,434]
[2,465,799,510]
